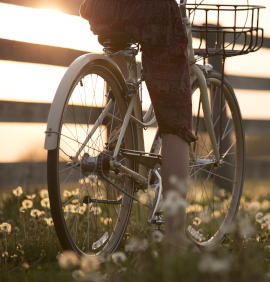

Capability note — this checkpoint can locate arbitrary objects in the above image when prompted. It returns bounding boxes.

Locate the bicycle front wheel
[186,70,245,248]
[47,61,136,257]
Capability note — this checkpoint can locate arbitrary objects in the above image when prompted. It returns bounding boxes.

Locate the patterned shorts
[80,0,198,143]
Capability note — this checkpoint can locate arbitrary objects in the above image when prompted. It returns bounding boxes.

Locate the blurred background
[0,0,269,189]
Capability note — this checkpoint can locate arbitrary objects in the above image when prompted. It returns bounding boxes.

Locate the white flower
[103,218,112,225]
[151,230,164,243]
[58,250,80,270]
[41,198,50,209]
[63,190,72,198]
[261,200,270,210]
[255,212,264,222]
[111,252,127,265]
[22,199,33,209]
[238,217,256,238]
[193,217,202,226]
[80,254,100,273]
[26,194,36,200]
[198,254,231,273]
[72,270,85,280]
[124,238,148,252]
[1,222,12,233]
[249,201,260,213]
[13,186,23,197]
[40,189,49,199]
[162,190,187,216]
[30,209,41,218]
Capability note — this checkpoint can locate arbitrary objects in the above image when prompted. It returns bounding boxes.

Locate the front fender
[44,53,128,150]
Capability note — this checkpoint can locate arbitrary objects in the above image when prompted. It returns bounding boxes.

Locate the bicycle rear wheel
[47,61,136,257]
[186,70,245,248]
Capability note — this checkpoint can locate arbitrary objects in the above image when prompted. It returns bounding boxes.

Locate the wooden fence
[0,0,270,188]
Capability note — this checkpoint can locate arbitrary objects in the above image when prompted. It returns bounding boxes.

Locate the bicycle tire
[47,61,136,257]
[186,70,245,248]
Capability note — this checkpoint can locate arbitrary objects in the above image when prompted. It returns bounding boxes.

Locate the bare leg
[161,133,189,247]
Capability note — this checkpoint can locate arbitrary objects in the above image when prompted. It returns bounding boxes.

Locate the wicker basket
[186,3,265,58]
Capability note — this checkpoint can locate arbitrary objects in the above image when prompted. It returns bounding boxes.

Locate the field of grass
[1,179,270,281]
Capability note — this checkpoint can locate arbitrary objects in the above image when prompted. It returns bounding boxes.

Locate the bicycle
[44,0,265,257]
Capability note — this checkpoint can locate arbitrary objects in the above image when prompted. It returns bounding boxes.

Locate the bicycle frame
[45,0,220,190]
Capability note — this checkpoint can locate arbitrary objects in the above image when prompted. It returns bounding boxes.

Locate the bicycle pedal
[120,149,162,169]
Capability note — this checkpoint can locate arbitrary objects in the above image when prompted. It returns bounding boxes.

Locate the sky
[0,1,269,162]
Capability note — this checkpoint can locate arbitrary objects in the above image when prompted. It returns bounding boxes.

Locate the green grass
[1,180,270,281]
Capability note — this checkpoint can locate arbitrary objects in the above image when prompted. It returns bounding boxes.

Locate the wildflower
[58,250,80,270]
[103,218,112,225]
[1,222,12,233]
[79,178,89,184]
[124,237,148,252]
[41,198,50,209]
[30,209,41,218]
[46,218,54,226]
[20,206,27,212]
[92,206,102,215]
[193,217,202,226]
[260,215,270,229]
[151,250,159,258]
[72,188,80,196]
[111,252,127,265]
[72,270,85,280]
[238,217,256,238]
[72,199,79,204]
[162,190,187,216]
[198,253,231,273]
[138,192,149,205]
[80,254,100,272]
[78,205,86,215]
[13,186,23,197]
[261,200,270,210]
[26,194,36,200]
[255,212,264,222]
[40,189,49,199]
[64,204,73,213]
[63,190,72,198]
[151,230,164,243]
[22,199,33,209]
[249,201,260,213]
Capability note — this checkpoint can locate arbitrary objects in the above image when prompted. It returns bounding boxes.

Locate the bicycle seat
[98,31,138,51]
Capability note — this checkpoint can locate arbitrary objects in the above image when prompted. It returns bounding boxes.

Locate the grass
[1,179,270,281]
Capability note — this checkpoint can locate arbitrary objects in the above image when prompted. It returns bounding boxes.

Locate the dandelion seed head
[238,217,256,238]
[13,186,23,197]
[30,209,41,218]
[64,204,72,213]
[249,201,261,213]
[1,222,12,233]
[151,230,164,243]
[79,205,86,215]
[103,218,112,225]
[72,270,85,280]
[22,199,33,209]
[46,218,54,226]
[58,250,80,270]
[198,254,231,273]
[124,237,148,252]
[193,217,202,226]
[111,252,127,265]
[162,190,187,216]
[26,194,36,200]
[40,189,49,199]
[92,206,102,215]
[63,190,72,198]
[72,188,80,196]
[80,254,100,272]
[261,200,270,210]
[41,198,50,209]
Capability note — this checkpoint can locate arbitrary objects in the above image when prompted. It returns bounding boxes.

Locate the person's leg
[161,133,189,247]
